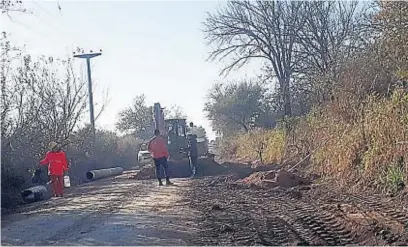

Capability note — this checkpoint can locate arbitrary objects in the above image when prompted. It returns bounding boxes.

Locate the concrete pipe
[21,185,48,203]
[86,167,124,180]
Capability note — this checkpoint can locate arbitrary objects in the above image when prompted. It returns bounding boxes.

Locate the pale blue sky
[2,0,261,140]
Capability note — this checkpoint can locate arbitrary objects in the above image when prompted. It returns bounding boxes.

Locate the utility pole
[73,49,102,156]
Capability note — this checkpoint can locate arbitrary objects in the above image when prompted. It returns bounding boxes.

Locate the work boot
[158,179,164,186]
[165,178,173,186]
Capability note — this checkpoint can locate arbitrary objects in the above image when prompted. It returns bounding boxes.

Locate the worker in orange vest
[148,129,173,186]
[39,141,69,197]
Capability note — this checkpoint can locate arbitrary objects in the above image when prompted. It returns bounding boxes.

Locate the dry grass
[220,89,408,193]
[224,129,286,165]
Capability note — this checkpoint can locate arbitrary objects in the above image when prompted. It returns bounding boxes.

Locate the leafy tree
[116,94,154,139]
[187,124,207,139]
[164,104,187,119]
[194,125,207,139]
[204,80,267,135]
[117,96,189,139]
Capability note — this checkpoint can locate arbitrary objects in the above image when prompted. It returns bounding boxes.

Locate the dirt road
[1,172,198,246]
[2,171,407,246]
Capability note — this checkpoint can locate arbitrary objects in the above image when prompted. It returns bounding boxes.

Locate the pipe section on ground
[21,185,48,203]
[86,167,124,180]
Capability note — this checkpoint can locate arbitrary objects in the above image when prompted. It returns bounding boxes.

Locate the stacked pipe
[86,167,124,180]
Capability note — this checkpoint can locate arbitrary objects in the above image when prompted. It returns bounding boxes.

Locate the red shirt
[40,151,68,175]
[148,136,169,159]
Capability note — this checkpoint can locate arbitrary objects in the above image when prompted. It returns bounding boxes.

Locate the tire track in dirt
[331,194,408,245]
[277,200,354,245]
[188,176,408,246]
[308,192,408,244]
[350,195,408,226]
[188,180,311,245]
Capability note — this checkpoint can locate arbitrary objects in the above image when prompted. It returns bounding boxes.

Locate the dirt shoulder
[187,176,408,246]
[3,169,407,246]
[1,172,198,246]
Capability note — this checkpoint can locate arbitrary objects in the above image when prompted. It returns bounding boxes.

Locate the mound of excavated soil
[130,164,156,180]
[240,169,311,188]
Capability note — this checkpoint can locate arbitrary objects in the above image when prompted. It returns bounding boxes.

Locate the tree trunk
[280,78,292,117]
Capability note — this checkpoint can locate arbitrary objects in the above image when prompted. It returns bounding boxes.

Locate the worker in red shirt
[40,141,69,197]
[148,129,173,186]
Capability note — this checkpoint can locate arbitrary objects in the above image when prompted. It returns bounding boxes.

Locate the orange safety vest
[148,136,169,159]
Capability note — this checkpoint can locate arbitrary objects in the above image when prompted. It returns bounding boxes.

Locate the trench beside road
[1,171,198,246]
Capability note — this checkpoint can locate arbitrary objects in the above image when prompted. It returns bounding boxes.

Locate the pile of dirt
[240,169,311,188]
[130,164,155,180]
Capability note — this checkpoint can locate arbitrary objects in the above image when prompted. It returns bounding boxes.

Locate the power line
[31,1,94,46]
[6,18,69,46]
[4,5,84,50]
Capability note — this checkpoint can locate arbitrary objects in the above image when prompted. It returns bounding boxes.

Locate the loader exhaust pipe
[21,185,49,203]
[86,167,124,180]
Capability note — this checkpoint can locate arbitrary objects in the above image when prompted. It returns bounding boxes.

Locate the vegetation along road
[2,168,407,246]
[2,1,408,246]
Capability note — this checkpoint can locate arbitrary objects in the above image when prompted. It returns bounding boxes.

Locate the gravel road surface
[2,172,197,246]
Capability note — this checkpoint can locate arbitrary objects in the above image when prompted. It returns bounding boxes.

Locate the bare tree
[294,1,367,104]
[1,32,19,138]
[1,0,26,14]
[1,51,103,165]
[1,46,103,207]
[1,1,113,208]
[204,1,304,117]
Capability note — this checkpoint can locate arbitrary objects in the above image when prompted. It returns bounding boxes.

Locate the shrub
[233,128,285,164]
[220,89,408,193]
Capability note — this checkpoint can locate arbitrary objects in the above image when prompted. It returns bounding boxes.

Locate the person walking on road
[186,134,199,178]
[39,141,69,197]
[148,129,173,186]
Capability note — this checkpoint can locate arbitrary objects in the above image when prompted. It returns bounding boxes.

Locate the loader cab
[165,118,187,160]
[138,143,152,165]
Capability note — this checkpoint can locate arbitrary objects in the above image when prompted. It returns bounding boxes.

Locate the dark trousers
[50,174,64,196]
[189,156,198,176]
[153,156,169,180]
